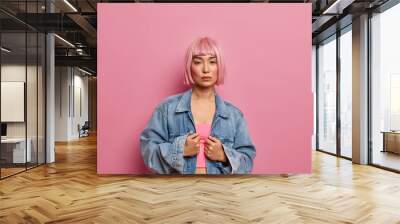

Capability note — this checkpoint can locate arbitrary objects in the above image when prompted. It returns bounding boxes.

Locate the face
[190,54,218,88]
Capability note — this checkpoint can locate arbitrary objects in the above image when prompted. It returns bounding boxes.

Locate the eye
[210,61,217,64]
[193,61,201,65]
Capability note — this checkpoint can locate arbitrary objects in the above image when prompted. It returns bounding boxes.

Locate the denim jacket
[140,89,256,174]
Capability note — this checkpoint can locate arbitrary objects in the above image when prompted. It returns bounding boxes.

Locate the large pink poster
[97,3,312,174]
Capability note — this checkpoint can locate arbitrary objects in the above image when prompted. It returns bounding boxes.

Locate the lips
[201,77,212,80]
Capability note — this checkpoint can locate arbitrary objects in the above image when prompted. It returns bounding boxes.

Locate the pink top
[195,123,212,168]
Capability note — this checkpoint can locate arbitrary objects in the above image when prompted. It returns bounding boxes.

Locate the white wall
[55,66,89,141]
[1,65,26,133]
[72,73,89,138]
[1,65,42,137]
[55,66,69,141]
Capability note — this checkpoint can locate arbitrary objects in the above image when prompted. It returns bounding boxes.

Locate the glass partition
[317,35,337,154]
[1,31,28,177]
[0,1,46,179]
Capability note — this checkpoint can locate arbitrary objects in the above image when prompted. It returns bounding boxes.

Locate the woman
[140,37,256,174]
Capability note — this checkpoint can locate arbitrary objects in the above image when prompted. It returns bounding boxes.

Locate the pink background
[97,3,312,174]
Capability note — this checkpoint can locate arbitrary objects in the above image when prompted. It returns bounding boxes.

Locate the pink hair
[184,37,226,86]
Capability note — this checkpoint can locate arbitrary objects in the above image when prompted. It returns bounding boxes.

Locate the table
[381,131,400,154]
[1,138,32,164]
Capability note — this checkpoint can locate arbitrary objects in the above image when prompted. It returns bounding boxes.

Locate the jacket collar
[175,88,228,118]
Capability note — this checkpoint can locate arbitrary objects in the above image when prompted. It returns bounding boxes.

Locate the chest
[190,100,216,124]
[167,109,235,144]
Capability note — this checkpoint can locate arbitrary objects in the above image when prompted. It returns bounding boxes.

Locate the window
[340,27,352,158]
[371,2,400,171]
[317,35,337,154]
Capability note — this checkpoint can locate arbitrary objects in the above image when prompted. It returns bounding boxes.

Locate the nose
[202,62,210,73]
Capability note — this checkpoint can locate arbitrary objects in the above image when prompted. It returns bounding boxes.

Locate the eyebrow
[193,56,217,60]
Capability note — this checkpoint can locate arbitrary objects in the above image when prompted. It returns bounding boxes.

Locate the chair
[79,121,90,138]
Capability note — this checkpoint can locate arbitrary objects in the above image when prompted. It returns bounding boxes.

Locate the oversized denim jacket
[140,89,256,174]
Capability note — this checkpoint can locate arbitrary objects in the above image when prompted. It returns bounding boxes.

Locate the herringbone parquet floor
[1,134,400,224]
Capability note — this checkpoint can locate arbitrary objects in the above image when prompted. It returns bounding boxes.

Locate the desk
[1,138,32,163]
[381,131,400,154]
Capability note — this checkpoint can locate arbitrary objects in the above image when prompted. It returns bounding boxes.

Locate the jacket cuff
[159,134,188,173]
[221,144,237,174]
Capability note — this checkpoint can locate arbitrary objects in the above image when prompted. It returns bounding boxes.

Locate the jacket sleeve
[220,113,256,174]
[140,104,187,174]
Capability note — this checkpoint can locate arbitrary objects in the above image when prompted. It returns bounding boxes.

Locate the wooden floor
[1,134,400,223]
[1,167,26,178]
[1,163,46,178]
[373,150,400,171]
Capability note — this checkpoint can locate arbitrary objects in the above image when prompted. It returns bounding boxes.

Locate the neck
[191,86,215,100]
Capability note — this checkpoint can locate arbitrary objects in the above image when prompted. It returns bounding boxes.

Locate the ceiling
[0,0,393,75]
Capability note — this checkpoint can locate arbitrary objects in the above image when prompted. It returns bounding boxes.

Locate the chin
[195,82,216,88]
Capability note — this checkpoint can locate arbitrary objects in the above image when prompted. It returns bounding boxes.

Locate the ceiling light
[322,0,355,14]
[1,47,11,53]
[63,0,78,12]
[78,67,93,76]
[54,34,75,48]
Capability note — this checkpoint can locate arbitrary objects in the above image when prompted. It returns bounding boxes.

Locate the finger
[205,138,214,145]
[208,136,220,143]
[205,142,215,149]
[190,133,199,139]
[207,136,217,142]
[207,150,213,158]
[208,141,215,147]
[204,147,209,156]
[206,151,211,157]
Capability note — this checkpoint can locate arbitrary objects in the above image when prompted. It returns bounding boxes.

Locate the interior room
[0,0,399,223]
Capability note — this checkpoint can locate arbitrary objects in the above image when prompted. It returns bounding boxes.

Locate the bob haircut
[184,37,226,86]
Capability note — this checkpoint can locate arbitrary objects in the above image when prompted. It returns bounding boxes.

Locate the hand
[205,136,227,162]
[183,133,200,157]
